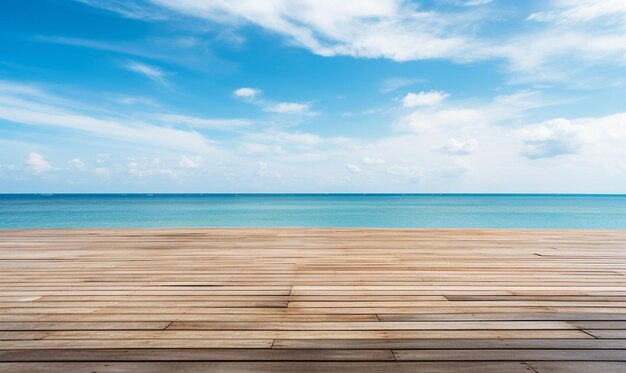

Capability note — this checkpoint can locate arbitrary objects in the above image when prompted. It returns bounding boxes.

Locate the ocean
[1,194,626,229]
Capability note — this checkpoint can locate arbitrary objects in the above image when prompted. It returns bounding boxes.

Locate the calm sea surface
[1,194,626,229]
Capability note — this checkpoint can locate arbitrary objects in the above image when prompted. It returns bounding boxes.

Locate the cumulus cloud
[396,91,548,133]
[233,87,260,98]
[517,118,583,159]
[232,86,312,116]
[27,152,52,173]
[68,158,86,170]
[440,138,478,155]
[402,90,449,107]
[398,108,484,132]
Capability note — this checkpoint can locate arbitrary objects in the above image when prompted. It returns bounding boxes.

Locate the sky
[1,0,626,193]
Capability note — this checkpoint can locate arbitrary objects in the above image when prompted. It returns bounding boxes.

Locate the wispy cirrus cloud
[76,0,626,85]
[78,0,485,62]
[0,79,215,154]
[123,61,172,87]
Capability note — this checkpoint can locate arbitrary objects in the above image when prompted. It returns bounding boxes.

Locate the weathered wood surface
[1,228,626,372]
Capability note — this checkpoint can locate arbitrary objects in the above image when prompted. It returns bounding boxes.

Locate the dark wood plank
[0,349,395,362]
[527,362,626,373]
[0,362,537,373]
[273,338,626,349]
[394,349,626,361]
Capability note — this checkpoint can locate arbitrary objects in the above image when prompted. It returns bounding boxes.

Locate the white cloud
[402,90,449,107]
[440,138,478,155]
[78,0,626,85]
[27,153,52,174]
[124,61,171,86]
[527,0,626,23]
[0,80,215,154]
[95,0,481,62]
[515,113,626,164]
[233,87,260,98]
[179,155,201,168]
[517,118,583,159]
[232,86,313,116]
[68,158,86,170]
[398,108,485,132]
[346,163,363,173]
[396,91,548,133]
[264,102,310,115]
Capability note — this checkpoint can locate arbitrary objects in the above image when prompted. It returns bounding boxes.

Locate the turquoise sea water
[1,194,626,229]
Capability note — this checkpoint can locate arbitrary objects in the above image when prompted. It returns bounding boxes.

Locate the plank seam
[523,362,540,373]
[580,330,599,339]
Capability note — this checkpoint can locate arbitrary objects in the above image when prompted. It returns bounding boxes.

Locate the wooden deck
[1,228,626,372]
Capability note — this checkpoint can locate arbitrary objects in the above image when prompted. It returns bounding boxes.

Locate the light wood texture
[1,228,626,372]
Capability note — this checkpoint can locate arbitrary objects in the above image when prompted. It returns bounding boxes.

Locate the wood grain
[1,228,625,371]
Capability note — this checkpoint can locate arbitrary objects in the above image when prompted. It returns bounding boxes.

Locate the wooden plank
[273,338,626,349]
[168,321,576,330]
[0,362,539,373]
[0,332,50,341]
[44,329,590,339]
[584,330,626,339]
[0,349,395,362]
[378,313,626,322]
[526,362,626,373]
[0,322,171,331]
[394,349,626,361]
[0,339,274,349]
[569,321,626,329]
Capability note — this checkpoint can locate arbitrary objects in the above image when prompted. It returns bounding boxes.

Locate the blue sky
[1,0,626,193]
